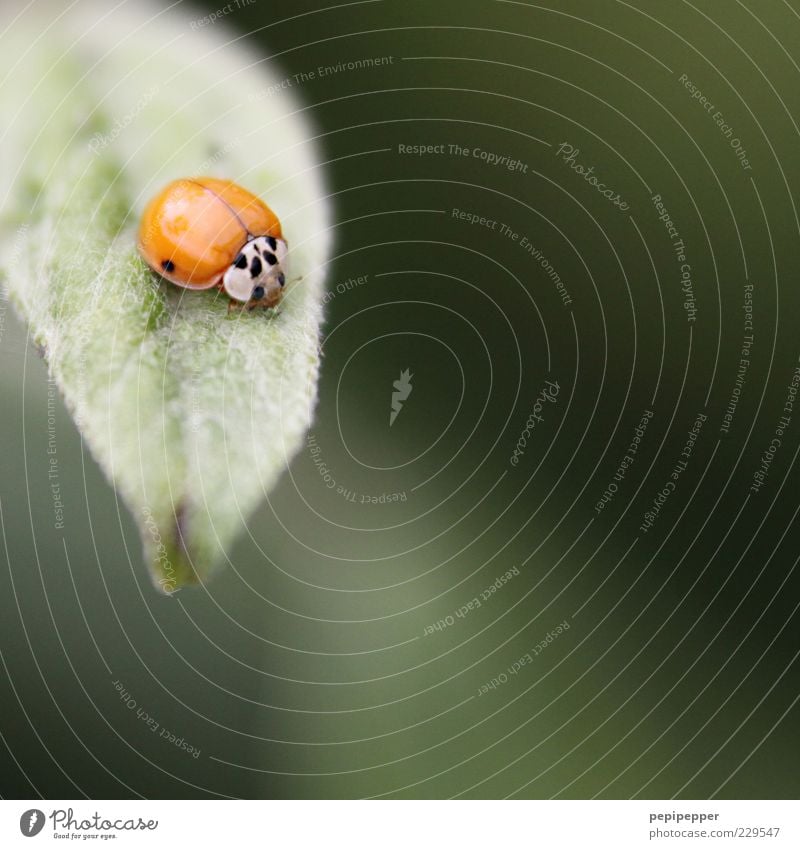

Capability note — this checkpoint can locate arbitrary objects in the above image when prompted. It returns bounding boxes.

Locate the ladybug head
[222,235,288,308]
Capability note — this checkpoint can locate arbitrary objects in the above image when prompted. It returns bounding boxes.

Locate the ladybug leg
[228,298,250,315]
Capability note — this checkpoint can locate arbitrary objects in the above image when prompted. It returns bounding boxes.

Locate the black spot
[234,252,248,269]
[250,256,262,278]
[278,273,286,287]
[161,259,175,273]
[263,252,278,266]
[266,236,277,251]
[252,286,265,301]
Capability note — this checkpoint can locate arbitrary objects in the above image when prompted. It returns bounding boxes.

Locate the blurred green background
[1,0,799,798]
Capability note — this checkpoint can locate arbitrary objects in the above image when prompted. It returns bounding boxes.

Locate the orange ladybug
[138,177,288,310]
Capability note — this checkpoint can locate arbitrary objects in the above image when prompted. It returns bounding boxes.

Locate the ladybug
[137,177,288,311]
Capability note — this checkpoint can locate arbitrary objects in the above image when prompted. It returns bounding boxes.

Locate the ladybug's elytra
[138,177,288,311]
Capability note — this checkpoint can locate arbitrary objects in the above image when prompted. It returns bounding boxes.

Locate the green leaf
[0,2,330,590]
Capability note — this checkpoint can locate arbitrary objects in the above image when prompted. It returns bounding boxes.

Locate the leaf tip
[141,502,205,593]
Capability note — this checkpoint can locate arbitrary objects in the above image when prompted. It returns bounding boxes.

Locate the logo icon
[389,368,413,426]
[19,810,45,837]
